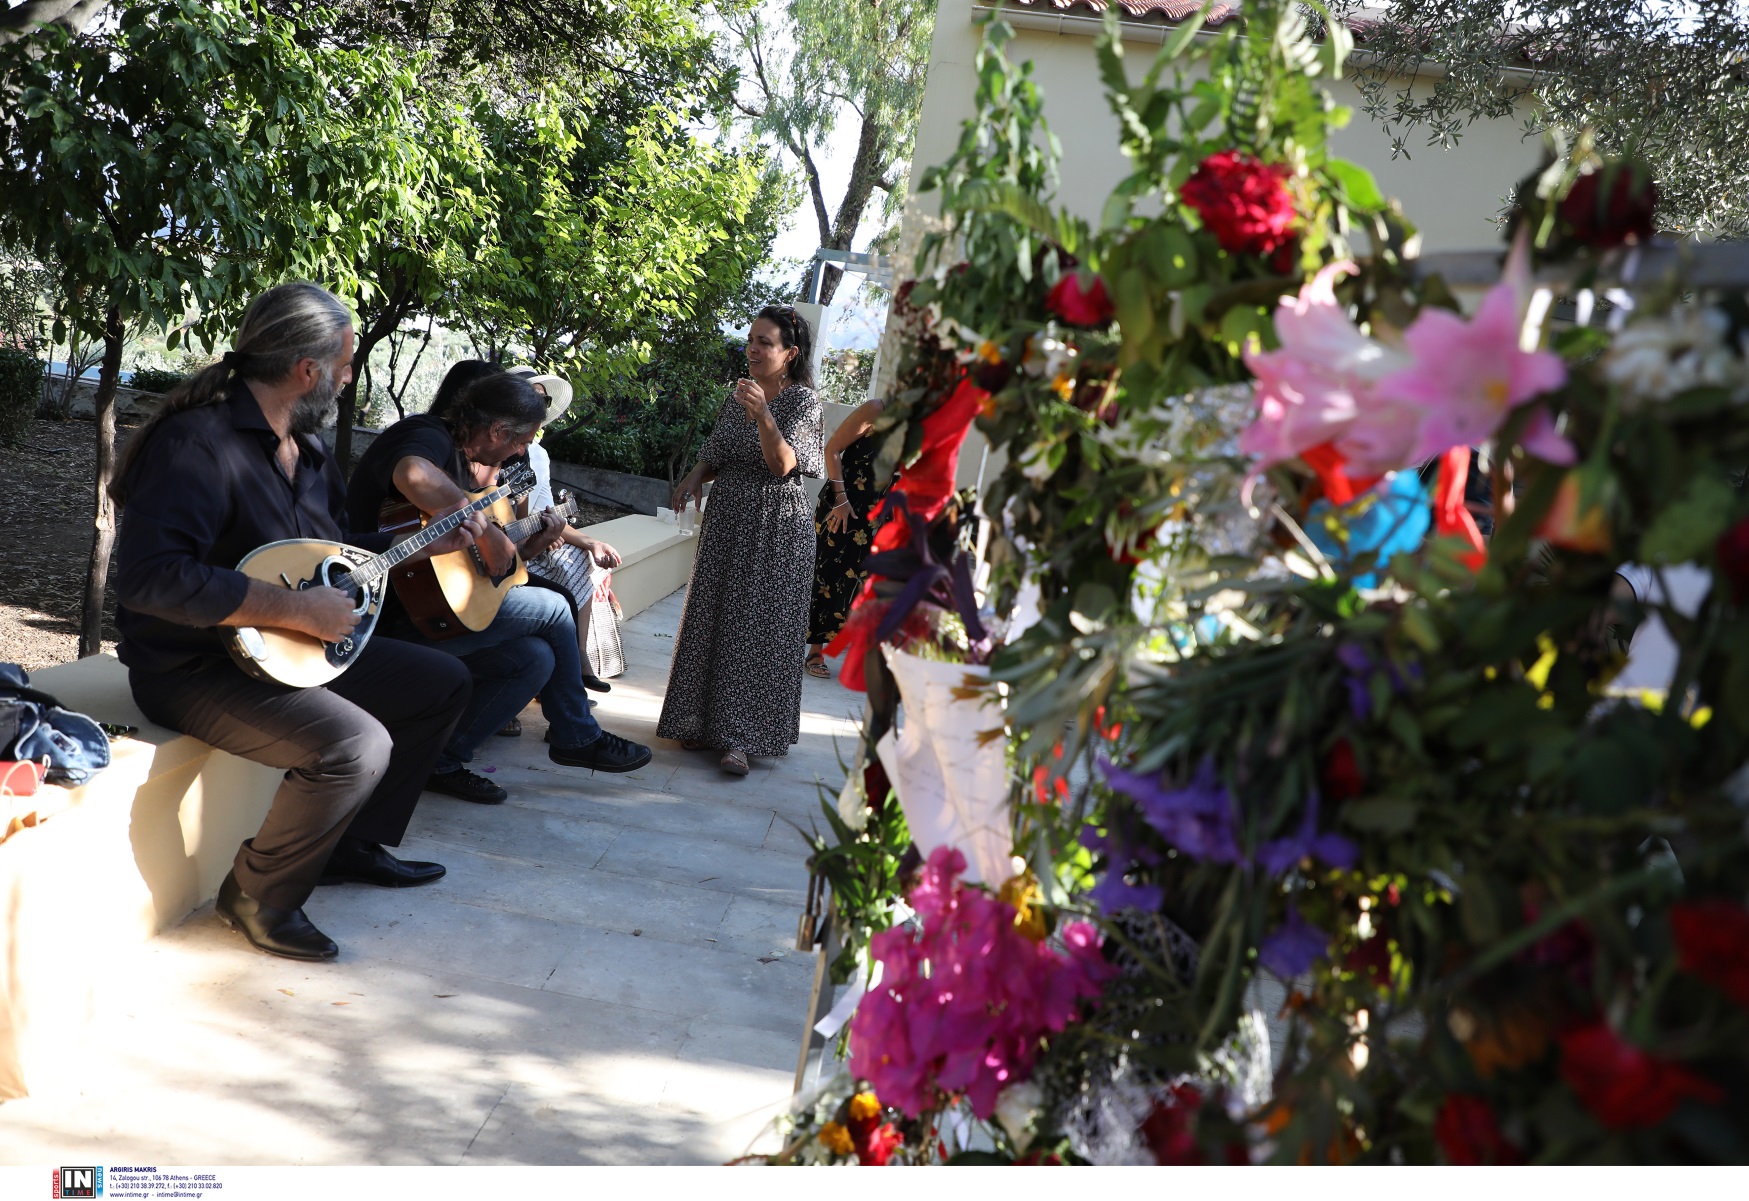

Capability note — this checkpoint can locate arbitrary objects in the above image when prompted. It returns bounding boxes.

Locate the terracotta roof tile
[1002,0,1244,26]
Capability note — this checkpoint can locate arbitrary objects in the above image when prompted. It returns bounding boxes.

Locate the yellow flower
[977,340,1003,365]
[818,1121,855,1156]
[848,1092,882,1124]
[998,872,1047,941]
[1049,373,1074,402]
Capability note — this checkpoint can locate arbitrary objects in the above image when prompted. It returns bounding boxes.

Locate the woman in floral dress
[658,305,824,775]
[806,396,888,677]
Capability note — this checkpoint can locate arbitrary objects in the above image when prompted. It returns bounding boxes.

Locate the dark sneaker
[549,730,652,773]
[425,767,507,804]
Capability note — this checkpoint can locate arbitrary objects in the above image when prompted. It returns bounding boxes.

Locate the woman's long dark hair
[446,373,547,442]
[755,303,815,390]
[429,359,499,419]
[112,282,350,505]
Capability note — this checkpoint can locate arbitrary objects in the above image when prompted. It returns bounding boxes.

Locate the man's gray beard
[289,369,342,435]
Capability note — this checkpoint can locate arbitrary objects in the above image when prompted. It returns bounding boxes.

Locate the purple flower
[1335,642,1421,721]
[1080,822,1165,915]
[1257,790,1359,876]
[1101,757,1244,865]
[1259,907,1331,978]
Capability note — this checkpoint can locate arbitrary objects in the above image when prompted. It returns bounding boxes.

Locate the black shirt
[114,383,390,675]
[344,413,465,535]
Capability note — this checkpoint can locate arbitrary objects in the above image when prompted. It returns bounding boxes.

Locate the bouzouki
[222,465,534,688]
[382,470,574,640]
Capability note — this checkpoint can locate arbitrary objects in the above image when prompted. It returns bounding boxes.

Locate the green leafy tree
[1328,0,1749,237]
[451,98,769,392]
[728,0,935,303]
[0,0,438,654]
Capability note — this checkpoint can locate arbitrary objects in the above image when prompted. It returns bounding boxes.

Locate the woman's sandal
[720,748,751,776]
[805,652,830,679]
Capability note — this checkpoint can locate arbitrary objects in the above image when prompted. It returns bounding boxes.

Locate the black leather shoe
[425,767,507,804]
[549,730,652,773]
[583,674,612,693]
[214,871,338,961]
[318,838,446,888]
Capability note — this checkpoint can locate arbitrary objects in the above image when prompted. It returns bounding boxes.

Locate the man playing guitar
[346,372,653,803]
[111,283,490,962]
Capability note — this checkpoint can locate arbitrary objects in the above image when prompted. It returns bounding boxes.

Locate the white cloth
[527,440,554,514]
[1613,563,1712,694]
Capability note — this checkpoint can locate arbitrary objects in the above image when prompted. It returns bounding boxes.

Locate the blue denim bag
[0,663,112,785]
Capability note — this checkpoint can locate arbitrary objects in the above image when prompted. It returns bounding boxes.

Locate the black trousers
[129,638,471,910]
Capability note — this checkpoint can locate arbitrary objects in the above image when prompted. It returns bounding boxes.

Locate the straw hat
[529,374,574,428]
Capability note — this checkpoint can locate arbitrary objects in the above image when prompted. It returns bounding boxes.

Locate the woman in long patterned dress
[805,397,888,678]
[658,305,824,776]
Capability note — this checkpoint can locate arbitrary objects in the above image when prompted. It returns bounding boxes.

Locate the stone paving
[0,587,866,1165]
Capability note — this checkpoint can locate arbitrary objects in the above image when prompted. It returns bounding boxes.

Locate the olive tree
[1330,0,1749,237]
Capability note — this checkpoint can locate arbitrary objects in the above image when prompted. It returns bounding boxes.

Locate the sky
[762,142,894,353]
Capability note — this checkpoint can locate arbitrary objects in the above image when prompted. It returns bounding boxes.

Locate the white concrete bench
[0,652,283,1100]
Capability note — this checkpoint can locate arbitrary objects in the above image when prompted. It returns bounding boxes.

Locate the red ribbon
[1300,442,1381,507]
[1434,445,1487,570]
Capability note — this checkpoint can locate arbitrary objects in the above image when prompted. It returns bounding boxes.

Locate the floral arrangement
[766,0,1749,1166]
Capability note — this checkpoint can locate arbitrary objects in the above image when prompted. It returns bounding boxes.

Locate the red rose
[1558,1021,1724,1129]
[1321,738,1364,801]
[1045,271,1115,328]
[1670,899,1749,1007]
[1179,150,1298,259]
[1433,1094,1523,1165]
[972,358,1014,394]
[853,1121,903,1166]
[1139,1084,1206,1165]
[1717,517,1749,604]
[1560,163,1657,249]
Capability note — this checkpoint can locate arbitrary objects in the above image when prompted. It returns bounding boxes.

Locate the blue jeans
[403,584,602,773]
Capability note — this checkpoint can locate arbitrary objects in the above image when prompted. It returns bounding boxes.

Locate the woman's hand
[583,536,622,569]
[824,502,851,534]
[734,377,774,426]
[672,471,702,512]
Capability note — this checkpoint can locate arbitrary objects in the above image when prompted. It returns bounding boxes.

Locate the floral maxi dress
[656,384,825,756]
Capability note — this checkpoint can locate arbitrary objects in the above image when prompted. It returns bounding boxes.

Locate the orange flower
[818,1121,855,1156]
[848,1093,882,1125]
[1461,1004,1552,1078]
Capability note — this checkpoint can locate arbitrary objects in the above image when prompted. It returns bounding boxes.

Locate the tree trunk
[795,113,889,306]
[79,303,124,658]
[334,279,413,474]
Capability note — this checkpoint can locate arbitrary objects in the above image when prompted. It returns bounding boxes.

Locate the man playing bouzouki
[112,282,491,963]
[346,373,653,804]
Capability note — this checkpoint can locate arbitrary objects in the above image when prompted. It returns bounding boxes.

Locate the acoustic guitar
[381,476,576,640]
[222,465,534,688]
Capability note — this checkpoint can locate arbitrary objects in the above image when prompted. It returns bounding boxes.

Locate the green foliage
[817,348,876,409]
[126,366,190,395]
[0,346,43,446]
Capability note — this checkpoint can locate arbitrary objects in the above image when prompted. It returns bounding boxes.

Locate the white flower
[994,1081,1044,1155]
[1018,440,1058,482]
[1604,307,1745,405]
[836,769,869,832]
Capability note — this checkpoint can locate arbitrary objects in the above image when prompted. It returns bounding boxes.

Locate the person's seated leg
[424,634,554,803]
[498,584,652,773]
[129,660,404,961]
[320,638,471,883]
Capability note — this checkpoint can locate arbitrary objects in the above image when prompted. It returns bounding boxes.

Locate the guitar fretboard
[344,484,514,587]
[501,497,579,545]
